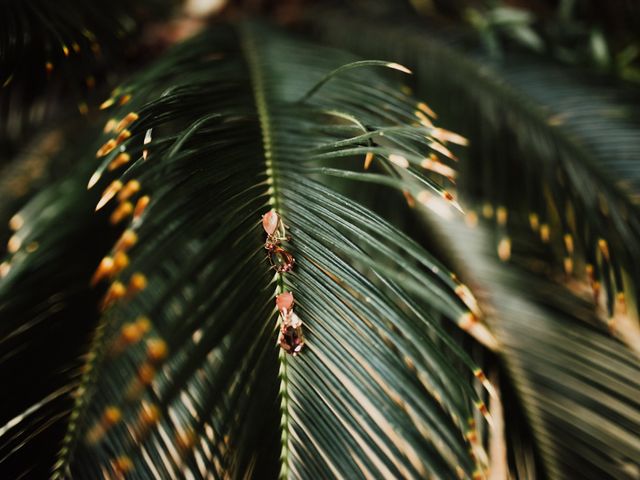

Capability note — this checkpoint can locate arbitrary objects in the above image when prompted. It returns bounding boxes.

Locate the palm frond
[311,6,640,353]
[417,205,640,479]
[0,0,171,156]
[0,142,115,478]
[2,21,498,479]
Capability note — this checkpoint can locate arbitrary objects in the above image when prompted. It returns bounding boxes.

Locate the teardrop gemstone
[276,291,294,313]
[262,210,280,236]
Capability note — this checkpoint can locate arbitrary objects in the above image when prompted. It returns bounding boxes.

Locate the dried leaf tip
[99,98,115,110]
[139,403,161,426]
[414,109,433,127]
[386,62,412,74]
[403,190,415,208]
[176,428,196,451]
[103,406,122,425]
[474,369,497,398]
[96,180,123,211]
[421,154,456,178]
[134,196,150,220]
[364,152,374,170]
[475,401,494,427]
[114,229,138,252]
[529,212,540,231]
[7,235,21,253]
[564,233,574,254]
[482,204,494,219]
[564,257,574,275]
[598,238,610,260]
[110,202,133,225]
[497,237,511,261]
[101,282,125,311]
[136,364,156,387]
[78,102,89,115]
[496,206,508,226]
[540,224,550,243]
[465,427,478,445]
[146,338,168,362]
[136,316,152,333]
[116,112,139,133]
[103,118,117,134]
[113,456,134,474]
[432,128,468,146]
[458,312,478,330]
[108,152,131,171]
[96,139,117,158]
[9,214,23,231]
[465,211,479,228]
[128,273,147,296]
[389,153,409,168]
[142,128,153,160]
[91,256,114,286]
[87,171,101,190]
[116,129,131,145]
[118,180,140,202]
[1,261,12,278]
[429,141,458,161]
[112,251,130,276]
[120,322,144,345]
[417,101,437,118]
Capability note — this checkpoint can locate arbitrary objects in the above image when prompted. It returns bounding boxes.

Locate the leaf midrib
[239,22,292,480]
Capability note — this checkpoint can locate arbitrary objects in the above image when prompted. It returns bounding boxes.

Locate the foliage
[2,20,498,479]
[1,2,640,479]
[0,0,172,156]
[311,5,640,477]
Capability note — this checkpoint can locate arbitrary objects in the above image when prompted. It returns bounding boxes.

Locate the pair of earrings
[262,210,295,272]
[276,291,304,355]
[262,210,304,355]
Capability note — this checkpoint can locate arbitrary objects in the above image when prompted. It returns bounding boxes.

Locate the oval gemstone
[276,291,294,313]
[269,247,294,272]
[279,320,304,355]
[262,210,280,235]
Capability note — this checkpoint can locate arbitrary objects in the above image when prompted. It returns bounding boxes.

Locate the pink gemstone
[276,291,294,313]
[262,210,280,235]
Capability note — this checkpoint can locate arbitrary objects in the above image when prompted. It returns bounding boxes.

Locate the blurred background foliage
[1,0,639,479]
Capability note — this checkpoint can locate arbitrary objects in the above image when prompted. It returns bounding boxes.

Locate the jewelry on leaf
[262,210,304,355]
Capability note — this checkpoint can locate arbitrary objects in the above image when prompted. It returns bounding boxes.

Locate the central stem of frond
[240,23,291,480]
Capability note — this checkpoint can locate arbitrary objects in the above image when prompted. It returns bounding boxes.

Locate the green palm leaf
[312,5,640,356]
[0,0,170,156]
[2,21,496,479]
[0,144,113,478]
[418,206,640,479]
[309,8,640,478]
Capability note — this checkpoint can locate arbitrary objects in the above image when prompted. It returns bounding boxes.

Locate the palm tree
[1,1,639,479]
